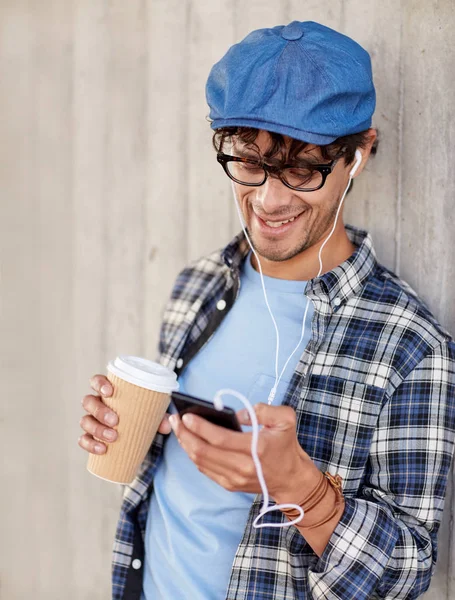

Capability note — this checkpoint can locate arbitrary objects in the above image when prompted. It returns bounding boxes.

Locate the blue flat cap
[206,21,376,145]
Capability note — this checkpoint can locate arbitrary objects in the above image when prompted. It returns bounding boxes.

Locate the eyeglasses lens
[226,161,323,190]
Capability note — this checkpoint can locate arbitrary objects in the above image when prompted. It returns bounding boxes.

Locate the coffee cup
[87,356,178,484]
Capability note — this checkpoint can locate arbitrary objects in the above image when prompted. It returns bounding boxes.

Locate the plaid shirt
[112,225,455,600]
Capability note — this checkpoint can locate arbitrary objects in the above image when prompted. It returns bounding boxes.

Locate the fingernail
[94,443,105,454]
[240,409,249,421]
[104,429,116,441]
[168,415,177,430]
[182,413,193,427]
[105,413,117,426]
[101,384,111,396]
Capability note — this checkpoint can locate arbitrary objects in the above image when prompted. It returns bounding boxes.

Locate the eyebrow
[233,149,261,160]
[232,150,323,166]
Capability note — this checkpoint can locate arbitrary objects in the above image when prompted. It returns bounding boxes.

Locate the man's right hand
[78,374,172,454]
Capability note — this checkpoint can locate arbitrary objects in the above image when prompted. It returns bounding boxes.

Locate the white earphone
[213,146,365,530]
[349,149,363,177]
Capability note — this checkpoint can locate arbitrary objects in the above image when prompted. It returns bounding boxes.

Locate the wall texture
[1,1,454,598]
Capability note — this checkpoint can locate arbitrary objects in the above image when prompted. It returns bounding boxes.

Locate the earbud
[349,149,363,177]
[221,144,363,532]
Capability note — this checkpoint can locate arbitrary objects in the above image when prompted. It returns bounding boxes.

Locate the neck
[250,224,356,281]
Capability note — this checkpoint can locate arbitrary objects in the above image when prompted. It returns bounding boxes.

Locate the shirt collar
[221,224,378,309]
[221,231,250,271]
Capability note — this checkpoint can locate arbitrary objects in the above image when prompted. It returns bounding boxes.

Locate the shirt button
[216,299,227,311]
[333,297,342,307]
[132,559,142,570]
[176,358,183,369]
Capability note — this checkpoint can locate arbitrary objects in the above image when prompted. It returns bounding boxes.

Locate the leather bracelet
[280,471,326,519]
[303,503,341,529]
[301,473,344,530]
[301,473,328,513]
[281,471,344,526]
[298,471,327,512]
[324,472,343,505]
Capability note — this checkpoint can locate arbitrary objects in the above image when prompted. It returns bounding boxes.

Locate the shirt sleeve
[307,341,455,599]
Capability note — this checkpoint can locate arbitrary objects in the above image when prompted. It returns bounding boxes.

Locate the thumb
[254,403,296,430]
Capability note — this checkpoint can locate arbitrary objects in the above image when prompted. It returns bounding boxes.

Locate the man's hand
[78,374,172,455]
[169,403,320,501]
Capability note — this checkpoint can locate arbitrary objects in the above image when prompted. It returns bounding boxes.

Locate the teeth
[265,216,296,228]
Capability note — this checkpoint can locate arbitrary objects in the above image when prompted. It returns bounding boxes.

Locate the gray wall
[1,1,454,598]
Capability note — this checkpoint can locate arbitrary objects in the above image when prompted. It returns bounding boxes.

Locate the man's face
[229,130,354,262]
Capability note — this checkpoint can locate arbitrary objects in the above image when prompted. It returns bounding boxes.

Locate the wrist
[272,453,322,506]
[298,478,340,528]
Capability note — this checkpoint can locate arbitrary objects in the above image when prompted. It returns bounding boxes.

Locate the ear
[350,128,377,179]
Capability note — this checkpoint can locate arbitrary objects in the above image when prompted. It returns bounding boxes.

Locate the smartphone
[171,391,242,432]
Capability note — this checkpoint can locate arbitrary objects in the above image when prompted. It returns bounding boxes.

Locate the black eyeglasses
[217,152,338,192]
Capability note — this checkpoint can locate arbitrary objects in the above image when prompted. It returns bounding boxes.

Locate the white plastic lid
[107,356,179,394]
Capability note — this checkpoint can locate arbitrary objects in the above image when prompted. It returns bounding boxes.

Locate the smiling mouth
[263,215,299,227]
[253,209,306,230]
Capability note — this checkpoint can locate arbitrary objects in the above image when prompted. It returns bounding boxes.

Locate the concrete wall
[1,1,453,598]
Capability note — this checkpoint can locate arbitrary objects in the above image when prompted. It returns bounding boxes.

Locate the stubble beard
[245,198,340,263]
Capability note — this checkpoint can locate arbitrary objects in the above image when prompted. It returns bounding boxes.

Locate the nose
[254,174,294,214]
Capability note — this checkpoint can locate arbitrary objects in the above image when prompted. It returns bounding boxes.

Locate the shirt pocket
[297,376,385,494]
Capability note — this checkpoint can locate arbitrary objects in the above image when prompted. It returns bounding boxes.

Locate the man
[79,21,455,599]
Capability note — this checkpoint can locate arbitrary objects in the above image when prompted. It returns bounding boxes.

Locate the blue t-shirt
[142,253,313,600]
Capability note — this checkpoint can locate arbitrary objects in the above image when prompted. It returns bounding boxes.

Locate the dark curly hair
[212,127,378,167]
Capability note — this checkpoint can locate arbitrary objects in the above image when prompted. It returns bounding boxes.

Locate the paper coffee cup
[87,356,179,484]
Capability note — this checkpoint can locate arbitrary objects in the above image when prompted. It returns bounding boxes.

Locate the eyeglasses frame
[216,152,339,192]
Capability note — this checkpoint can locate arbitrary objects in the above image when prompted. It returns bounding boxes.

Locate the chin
[249,236,310,263]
